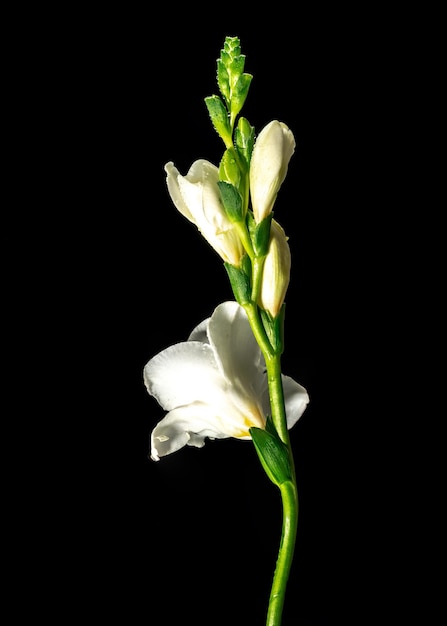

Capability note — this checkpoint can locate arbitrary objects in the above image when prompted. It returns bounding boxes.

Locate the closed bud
[165,160,245,266]
[258,220,291,318]
[249,120,295,223]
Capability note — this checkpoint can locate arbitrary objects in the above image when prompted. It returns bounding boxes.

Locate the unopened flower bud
[249,121,295,223]
[165,160,245,266]
[258,220,291,318]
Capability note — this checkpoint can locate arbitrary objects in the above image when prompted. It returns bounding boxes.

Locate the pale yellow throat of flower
[221,405,266,439]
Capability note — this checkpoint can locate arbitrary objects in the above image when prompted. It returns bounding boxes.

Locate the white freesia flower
[249,120,296,223]
[165,160,245,266]
[144,301,309,461]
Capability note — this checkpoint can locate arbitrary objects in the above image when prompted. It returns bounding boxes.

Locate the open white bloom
[144,301,309,461]
[249,120,296,223]
[165,160,245,266]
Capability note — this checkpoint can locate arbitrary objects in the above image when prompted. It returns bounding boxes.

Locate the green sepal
[204,95,232,145]
[224,261,251,305]
[249,213,273,257]
[218,181,243,223]
[235,117,255,167]
[250,421,292,486]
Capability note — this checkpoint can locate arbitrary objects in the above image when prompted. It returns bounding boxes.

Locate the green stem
[243,303,274,360]
[251,255,266,303]
[234,220,255,261]
[265,354,298,626]
[243,304,299,625]
[265,354,291,447]
[266,480,299,626]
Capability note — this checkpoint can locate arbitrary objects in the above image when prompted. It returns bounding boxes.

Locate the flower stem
[265,354,291,447]
[267,480,299,626]
[243,304,299,625]
[234,220,255,260]
[265,354,298,626]
[243,303,274,359]
[251,255,266,304]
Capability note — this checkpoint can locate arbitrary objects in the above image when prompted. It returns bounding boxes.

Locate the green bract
[204,95,233,147]
[250,425,292,486]
[217,181,243,223]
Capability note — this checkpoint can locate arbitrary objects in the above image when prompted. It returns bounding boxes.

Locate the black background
[21,6,434,626]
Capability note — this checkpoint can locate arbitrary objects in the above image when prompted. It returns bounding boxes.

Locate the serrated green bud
[215,36,253,130]
[223,36,241,58]
[204,95,232,146]
[230,73,253,122]
[217,59,230,107]
[228,54,246,80]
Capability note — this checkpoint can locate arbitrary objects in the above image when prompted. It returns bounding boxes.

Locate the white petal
[187,316,210,343]
[201,163,229,230]
[150,401,254,461]
[164,162,194,222]
[188,159,218,183]
[151,412,193,461]
[208,302,265,393]
[282,375,310,429]
[177,159,221,227]
[177,173,205,222]
[144,341,225,411]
